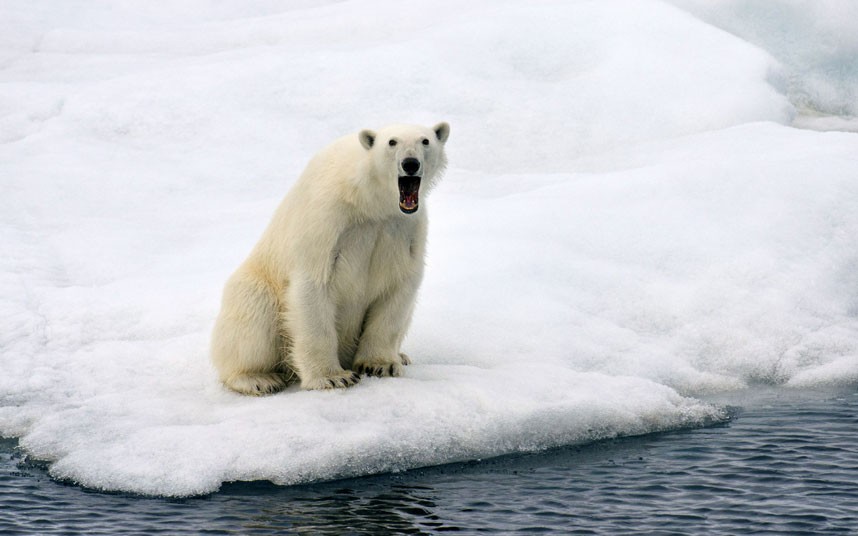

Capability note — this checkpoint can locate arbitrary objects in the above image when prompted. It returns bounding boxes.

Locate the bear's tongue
[398,176,420,214]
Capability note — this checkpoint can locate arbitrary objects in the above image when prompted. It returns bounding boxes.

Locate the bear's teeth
[398,175,420,213]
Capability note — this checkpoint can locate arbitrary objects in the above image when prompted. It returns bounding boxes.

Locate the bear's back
[299,132,366,185]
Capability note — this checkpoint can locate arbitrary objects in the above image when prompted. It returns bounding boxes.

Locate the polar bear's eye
[422,138,429,145]
[388,139,397,147]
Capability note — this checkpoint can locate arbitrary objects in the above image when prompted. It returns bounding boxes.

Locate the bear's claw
[353,361,403,378]
[326,372,361,388]
[304,370,361,390]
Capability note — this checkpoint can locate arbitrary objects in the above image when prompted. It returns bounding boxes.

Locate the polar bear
[211,122,450,395]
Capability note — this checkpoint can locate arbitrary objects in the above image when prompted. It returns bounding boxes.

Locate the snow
[1,0,857,496]
[668,0,858,117]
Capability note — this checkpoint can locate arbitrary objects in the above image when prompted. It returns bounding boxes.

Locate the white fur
[211,123,450,394]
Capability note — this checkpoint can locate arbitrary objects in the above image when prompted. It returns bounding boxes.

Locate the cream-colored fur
[211,123,450,394]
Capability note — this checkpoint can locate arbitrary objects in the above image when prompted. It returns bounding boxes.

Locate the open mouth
[398,176,421,214]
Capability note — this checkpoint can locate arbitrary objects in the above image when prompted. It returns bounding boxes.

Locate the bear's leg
[286,276,361,390]
[211,270,289,395]
[353,281,419,377]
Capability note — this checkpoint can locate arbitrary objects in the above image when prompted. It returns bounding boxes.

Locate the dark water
[2,387,857,535]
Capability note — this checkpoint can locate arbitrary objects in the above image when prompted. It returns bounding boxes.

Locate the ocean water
[3,386,856,535]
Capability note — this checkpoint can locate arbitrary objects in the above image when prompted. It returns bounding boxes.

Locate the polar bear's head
[359,122,450,215]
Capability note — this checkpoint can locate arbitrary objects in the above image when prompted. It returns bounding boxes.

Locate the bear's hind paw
[225,372,289,396]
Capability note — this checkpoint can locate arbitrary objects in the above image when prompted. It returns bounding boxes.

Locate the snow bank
[669,0,858,118]
[1,0,857,496]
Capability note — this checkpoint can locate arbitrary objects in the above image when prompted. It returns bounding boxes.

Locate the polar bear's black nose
[401,158,421,176]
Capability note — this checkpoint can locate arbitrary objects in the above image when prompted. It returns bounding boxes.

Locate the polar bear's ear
[433,122,450,144]
[359,129,376,150]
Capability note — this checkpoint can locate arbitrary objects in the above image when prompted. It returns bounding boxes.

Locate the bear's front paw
[302,370,361,390]
[353,358,403,378]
